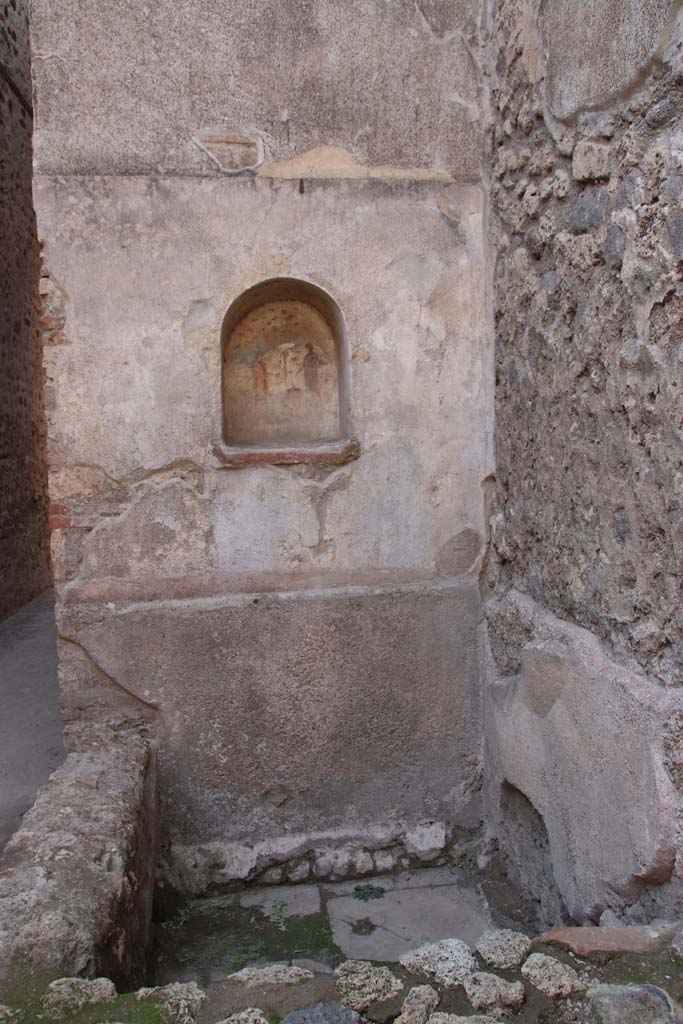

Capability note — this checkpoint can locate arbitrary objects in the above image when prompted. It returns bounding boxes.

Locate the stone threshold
[211,438,360,469]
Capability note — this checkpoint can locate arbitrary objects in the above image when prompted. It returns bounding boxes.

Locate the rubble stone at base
[521,953,585,997]
[216,1010,270,1024]
[43,978,116,1020]
[280,1002,362,1024]
[475,929,531,969]
[399,940,477,987]
[588,983,682,1023]
[335,961,403,1011]
[394,985,439,1024]
[463,972,525,1011]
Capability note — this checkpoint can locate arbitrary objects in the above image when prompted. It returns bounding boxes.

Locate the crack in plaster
[303,469,351,558]
[58,634,160,714]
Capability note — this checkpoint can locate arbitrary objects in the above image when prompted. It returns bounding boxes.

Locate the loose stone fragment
[216,1010,270,1024]
[0,1010,17,1022]
[521,953,585,997]
[588,983,682,1023]
[395,985,439,1024]
[43,978,117,1019]
[335,960,403,1011]
[476,929,532,969]
[572,140,610,181]
[400,939,477,987]
[136,982,206,1023]
[280,1002,362,1024]
[404,822,448,861]
[228,965,314,987]
[463,973,525,1011]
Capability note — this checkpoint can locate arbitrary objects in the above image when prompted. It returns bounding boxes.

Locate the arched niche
[221,278,350,447]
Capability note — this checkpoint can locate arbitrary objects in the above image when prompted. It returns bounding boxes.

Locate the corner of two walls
[483,0,683,926]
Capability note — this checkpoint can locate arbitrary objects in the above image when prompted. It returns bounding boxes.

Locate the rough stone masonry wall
[0,0,50,619]
[484,0,683,926]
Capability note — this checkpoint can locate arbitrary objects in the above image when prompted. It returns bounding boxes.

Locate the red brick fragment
[543,926,664,956]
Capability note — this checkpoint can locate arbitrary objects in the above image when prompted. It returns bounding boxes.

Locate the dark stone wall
[0,0,50,619]
[488,0,683,687]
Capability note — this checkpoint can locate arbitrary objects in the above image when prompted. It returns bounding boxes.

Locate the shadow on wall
[498,782,569,932]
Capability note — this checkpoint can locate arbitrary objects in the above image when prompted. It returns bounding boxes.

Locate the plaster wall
[0,0,50,619]
[31,1,492,872]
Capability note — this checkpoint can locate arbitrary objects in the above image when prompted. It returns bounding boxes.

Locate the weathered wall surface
[31,0,492,877]
[485,0,683,922]
[0,726,157,992]
[30,0,483,179]
[0,0,50,619]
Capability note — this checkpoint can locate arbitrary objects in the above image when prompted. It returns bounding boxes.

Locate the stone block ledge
[211,438,361,469]
[0,726,158,994]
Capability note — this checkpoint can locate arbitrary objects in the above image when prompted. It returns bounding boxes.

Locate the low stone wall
[159,819,480,895]
[0,726,158,996]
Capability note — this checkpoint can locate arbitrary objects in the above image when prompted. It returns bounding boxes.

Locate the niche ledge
[211,438,360,469]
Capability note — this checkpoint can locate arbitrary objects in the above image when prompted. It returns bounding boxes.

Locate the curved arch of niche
[216,278,358,468]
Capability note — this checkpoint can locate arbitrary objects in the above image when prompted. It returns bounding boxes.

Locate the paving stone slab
[328,885,492,961]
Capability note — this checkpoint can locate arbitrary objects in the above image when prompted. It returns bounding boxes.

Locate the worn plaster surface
[30,0,485,179]
[37,175,489,597]
[486,591,683,924]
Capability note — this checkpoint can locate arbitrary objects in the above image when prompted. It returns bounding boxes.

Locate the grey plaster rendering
[541,0,680,122]
[0,592,63,854]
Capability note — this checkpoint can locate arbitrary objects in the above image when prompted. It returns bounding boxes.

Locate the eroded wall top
[30,0,484,179]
